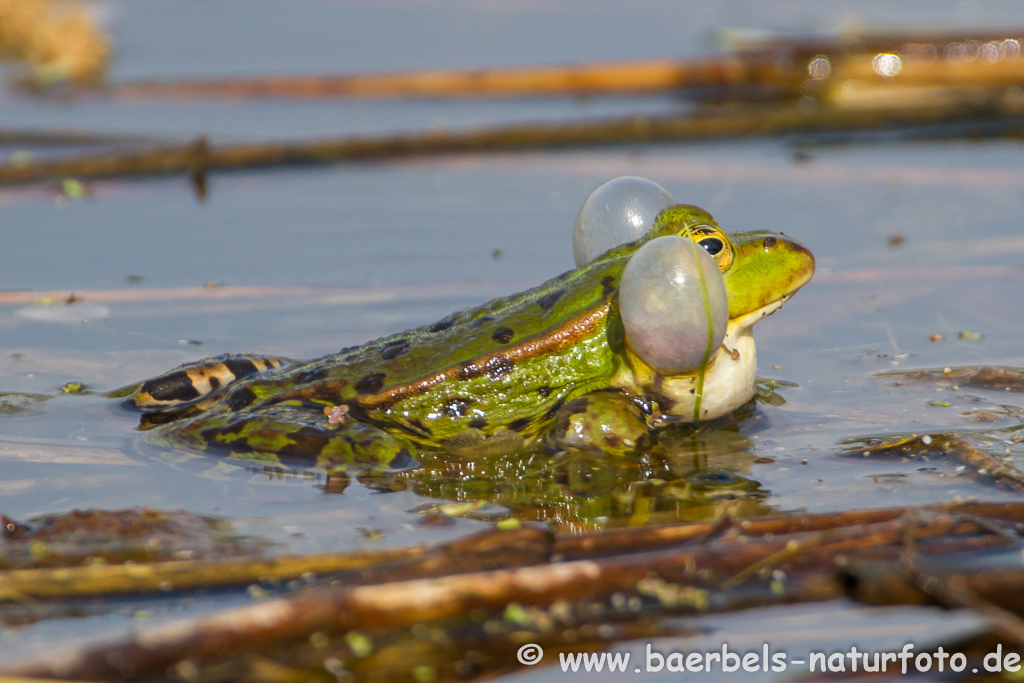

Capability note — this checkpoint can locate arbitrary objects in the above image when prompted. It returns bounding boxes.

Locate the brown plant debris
[5,502,1024,679]
[879,366,1024,392]
[843,431,1024,494]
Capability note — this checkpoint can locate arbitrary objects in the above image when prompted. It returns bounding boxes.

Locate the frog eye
[698,237,724,256]
[618,235,728,374]
[685,226,734,272]
[572,176,676,267]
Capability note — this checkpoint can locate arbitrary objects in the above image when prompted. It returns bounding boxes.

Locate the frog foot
[127,354,291,408]
[546,391,651,457]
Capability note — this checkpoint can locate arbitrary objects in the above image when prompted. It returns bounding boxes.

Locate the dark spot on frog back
[491,327,514,344]
[470,315,494,329]
[226,386,257,412]
[468,418,488,429]
[381,338,411,361]
[427,319,454,333]
[536,289,565,311]
[601,275,616,297]
[355,372,386,394]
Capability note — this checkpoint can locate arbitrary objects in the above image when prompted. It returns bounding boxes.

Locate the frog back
[226,252,632,443]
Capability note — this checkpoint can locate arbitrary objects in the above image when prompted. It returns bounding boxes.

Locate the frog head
[613,205,815,421]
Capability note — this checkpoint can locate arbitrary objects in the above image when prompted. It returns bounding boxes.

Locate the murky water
[2,0,1024,676]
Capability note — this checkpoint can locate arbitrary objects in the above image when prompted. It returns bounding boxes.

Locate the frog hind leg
[150,401,417,472]
[127,354,292,409]
[545,390,652,457]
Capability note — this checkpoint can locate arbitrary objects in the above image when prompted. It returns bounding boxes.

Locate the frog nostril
[763,237,777,250]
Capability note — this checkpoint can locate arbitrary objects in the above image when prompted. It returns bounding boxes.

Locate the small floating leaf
[60,381,87,395]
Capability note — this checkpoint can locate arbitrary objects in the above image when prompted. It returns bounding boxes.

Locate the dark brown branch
[2,96,1023,187]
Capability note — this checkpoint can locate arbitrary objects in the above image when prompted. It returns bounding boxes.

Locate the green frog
[126,205,814,470]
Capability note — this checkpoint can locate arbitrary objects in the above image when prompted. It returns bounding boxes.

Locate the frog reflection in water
[127,205,814,484]
[406,412,778,531]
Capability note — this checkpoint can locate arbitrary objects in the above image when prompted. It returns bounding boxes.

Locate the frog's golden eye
[684,225,733,272]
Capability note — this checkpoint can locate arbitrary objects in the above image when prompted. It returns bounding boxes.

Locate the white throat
[612,296,789,422]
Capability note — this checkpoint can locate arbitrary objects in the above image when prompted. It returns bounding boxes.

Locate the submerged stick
[0,547,423,602]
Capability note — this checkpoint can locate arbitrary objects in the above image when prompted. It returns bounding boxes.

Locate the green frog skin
[128,205,815,469]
